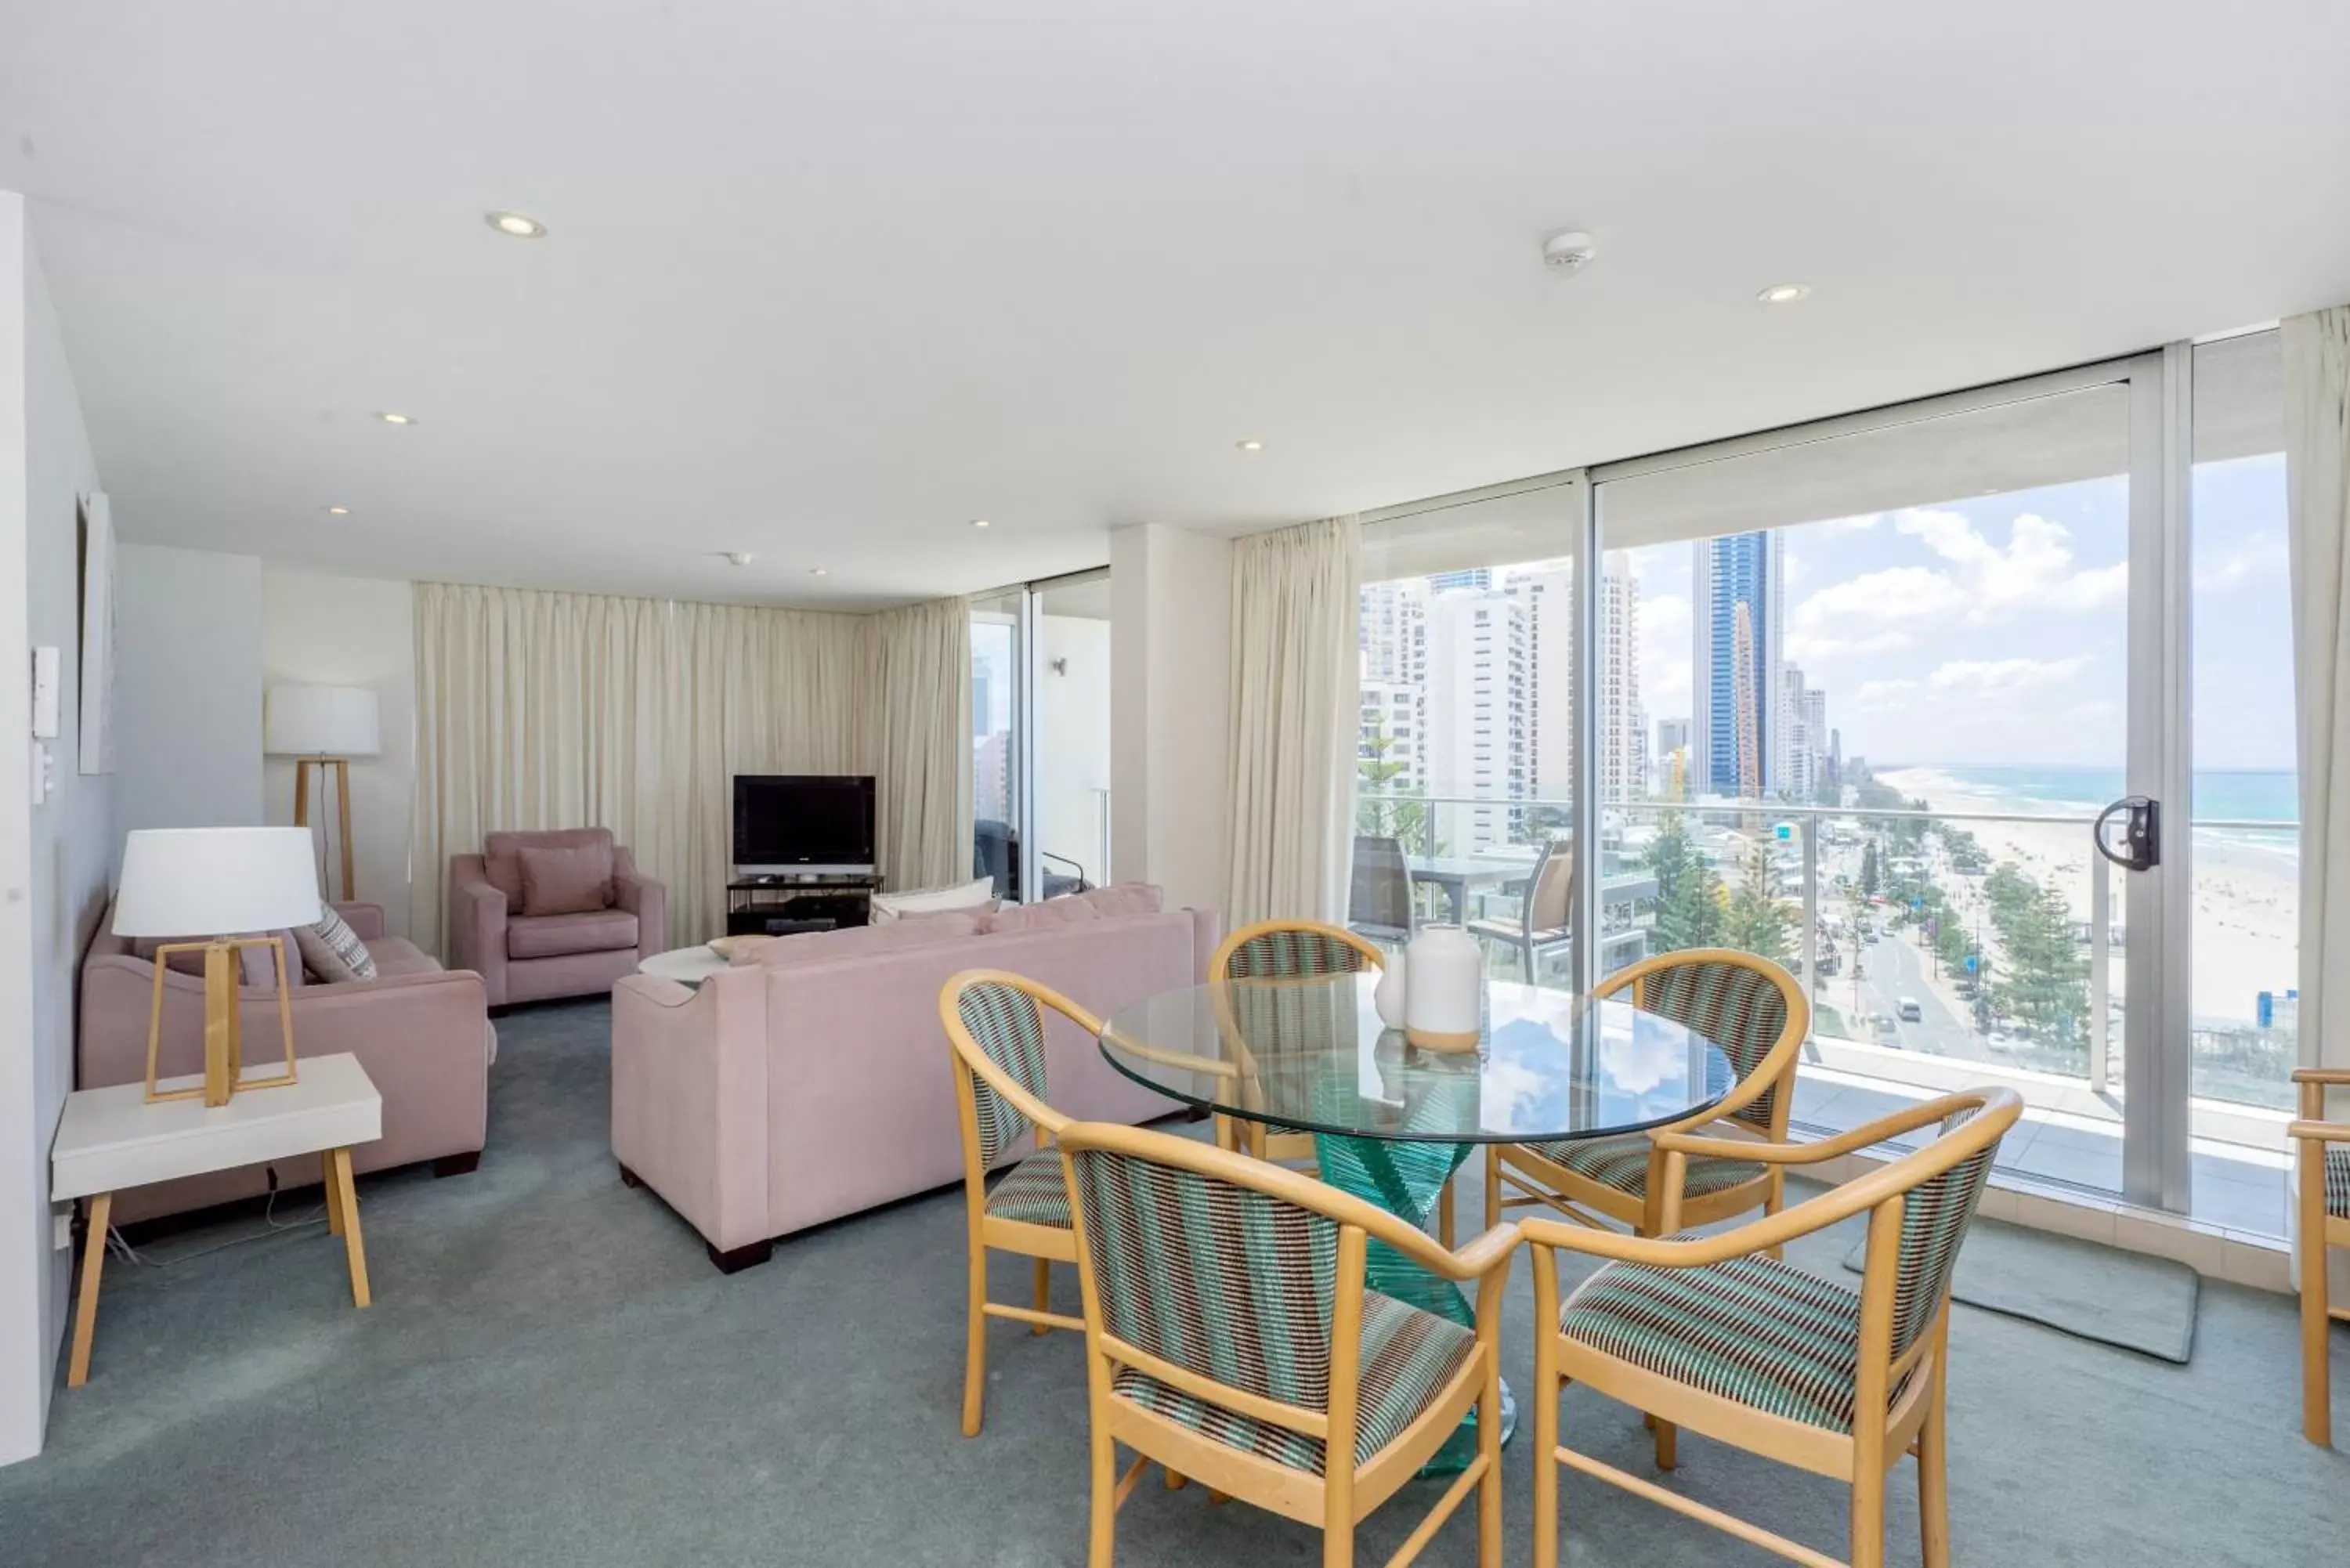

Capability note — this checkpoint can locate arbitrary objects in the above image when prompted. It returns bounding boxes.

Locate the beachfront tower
[1691,530,1785,797]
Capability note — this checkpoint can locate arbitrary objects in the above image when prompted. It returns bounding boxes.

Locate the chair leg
[1918,1373,1952,1568]
[1476,1349,1503,1566]
[1653,1416,1677,1471]
[1484,1145,1502,1230]
[1849,1467,1886,1568]
[961,1243,989,1438]
[1532,1333,1561,1568]
[1321,1523,1353,1568]
[1088,1424,1118,1568]
[1032,1256,1053,1335]
[2299,1146,2332,1446]
[1438,1176,1456,1249]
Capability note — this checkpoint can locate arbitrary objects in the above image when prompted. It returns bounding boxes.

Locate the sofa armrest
[610,971,770,1252]
[613,865,667,957]
[332,901,386,941]
[446,854,509,1004]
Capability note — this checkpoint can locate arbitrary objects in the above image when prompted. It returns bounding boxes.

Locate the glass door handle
[2093,796,2160,872]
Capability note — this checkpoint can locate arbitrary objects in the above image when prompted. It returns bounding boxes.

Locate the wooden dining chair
[1209,920,1377,1143]
[2290,1065,2350,1446]
[1488,947,1809,1247]
[1523,1086,2020,1568]
[1056,1119,1518,1568]
[941,968,1098,1438]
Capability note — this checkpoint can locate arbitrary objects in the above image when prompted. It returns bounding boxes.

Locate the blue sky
[1625,452,2293,771]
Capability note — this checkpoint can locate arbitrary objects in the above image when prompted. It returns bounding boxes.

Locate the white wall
[0,196,114,1466]
[1035,613,1112,883]
[1109,524,1231,918]
[112,544,262,861]
[261,571,415,935]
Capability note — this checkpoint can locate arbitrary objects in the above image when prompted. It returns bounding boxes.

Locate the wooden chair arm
[2287,1119,2350,1146]
[2290,1068,2350,1086]
[1656,1089,1990,1167]
[1428,1221,1523,1282]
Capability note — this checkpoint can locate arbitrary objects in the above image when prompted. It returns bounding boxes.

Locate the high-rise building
[1691,531,1785,798]
[1421,589,1528,849]
[1778,665,1817,800]
[1358,681,1423,793]
[1426,568,1493,594]
[1358,580,1428,685]
[1654,716,1690,798]
[1597,554,1642,802]
[1504,565,1573,800]
[1802,686,1829,797]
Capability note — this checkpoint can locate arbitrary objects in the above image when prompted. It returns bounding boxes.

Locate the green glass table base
[1313,1130,1516,1476]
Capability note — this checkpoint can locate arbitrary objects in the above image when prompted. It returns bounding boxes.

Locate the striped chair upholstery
[2328,1147,2350,1221]
[1220,927,1375,980]
[1633,959,1791,1132]
[1558,1249,1914,1434]
[956,980,1053,1165]
[1521,1135,1765,1201]
[985,1153,1072,1228]
[1066,1144,1475,1475]
[1889,1111,1998,1360]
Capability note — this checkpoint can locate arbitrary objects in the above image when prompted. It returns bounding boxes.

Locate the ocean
[1919,767,2298,825]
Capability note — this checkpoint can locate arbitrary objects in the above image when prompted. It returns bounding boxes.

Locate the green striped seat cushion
[984,1151,1071,1228]
[1222,927,1372,979]
[1523,1135,1765,1202]
[1559,1251,1914,1433]
[1110,1292,1474,1473]
[2329,1147,2350,1221]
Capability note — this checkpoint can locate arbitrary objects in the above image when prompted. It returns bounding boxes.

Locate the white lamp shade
[265,685,381,757]
[112,828,324,937]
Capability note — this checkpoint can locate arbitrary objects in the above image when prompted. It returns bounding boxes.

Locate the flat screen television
[732,775,877,874]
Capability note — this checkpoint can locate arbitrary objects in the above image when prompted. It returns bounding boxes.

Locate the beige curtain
[2286,305,2350,1100]
[1224,515,1361,928]
[860,596,974,892]
[410,583,892,951]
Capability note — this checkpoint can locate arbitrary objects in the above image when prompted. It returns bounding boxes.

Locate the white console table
[50,1052,383,1386]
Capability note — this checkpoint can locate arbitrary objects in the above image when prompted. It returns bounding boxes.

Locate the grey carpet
[1839,1218,2200,1364]
[3,998,2345,1567]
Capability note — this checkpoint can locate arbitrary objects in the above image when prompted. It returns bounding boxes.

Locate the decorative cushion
[982,897,1102,937]
[295,902,378,984]
[870,875,996,923]
[1559,1249,1916,1434]
[1111,1292,1475,1474]
[984,1151,1071,1227]
[1522,1135,1765,1202]
[507,908,640,961]
[739,914,980,967]
[1075,883,1163,919]
[483,827,614,906]
[2326,1146,2349,1222]
[518,843,615,916]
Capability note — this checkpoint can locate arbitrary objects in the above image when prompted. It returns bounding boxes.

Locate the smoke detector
[1542,230,1597,275]
[724,551,755,567]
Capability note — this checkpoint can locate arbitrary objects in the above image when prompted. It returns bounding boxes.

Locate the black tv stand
[725,873,884,936]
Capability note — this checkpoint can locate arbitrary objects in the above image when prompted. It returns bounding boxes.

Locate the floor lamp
[266,685,381,902]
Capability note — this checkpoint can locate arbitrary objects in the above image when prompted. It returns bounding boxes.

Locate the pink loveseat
[447,828,667,1007]
[610,889,1220,1271]
[79,901,494,1223]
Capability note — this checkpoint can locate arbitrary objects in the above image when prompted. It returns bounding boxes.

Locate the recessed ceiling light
[969,518,990,529]
[808,567,829,576]
[325,506,350,516]
[486,211,547,239]
[374,411,414,425]
[1235,438,1265,452]
[1756,283,1812,305]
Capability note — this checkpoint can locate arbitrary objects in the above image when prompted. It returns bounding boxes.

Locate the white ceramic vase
[1403,924,1483,1053]
[1372,946,1410,1028]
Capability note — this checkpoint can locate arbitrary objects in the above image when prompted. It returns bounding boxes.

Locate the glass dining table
[1097,972,1736,1472]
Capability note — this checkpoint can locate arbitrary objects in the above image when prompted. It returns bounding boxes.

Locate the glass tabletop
[1097,973,1734,1145]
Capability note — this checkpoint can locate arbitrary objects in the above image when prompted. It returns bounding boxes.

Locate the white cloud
[1924,656,2093,699]
[1640,593,1692,714]
[1893,508,2128,619]
[1854,679,1918,712]
[1786,565,1968,661]
[2193,530,2287,592]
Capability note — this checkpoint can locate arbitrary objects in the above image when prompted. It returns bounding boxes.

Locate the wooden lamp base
[143,936,299,1108]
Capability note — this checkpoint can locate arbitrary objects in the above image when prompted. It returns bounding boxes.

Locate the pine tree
[1720,845,1791,963]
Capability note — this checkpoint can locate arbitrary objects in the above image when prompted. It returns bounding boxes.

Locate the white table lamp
[114,827,322,1107]
[265,685,380,901]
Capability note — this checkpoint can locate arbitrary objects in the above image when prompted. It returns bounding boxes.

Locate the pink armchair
[448,828,667,1006]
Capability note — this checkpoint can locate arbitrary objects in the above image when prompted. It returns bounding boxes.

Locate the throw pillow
[980,896,1103,936]
[518,842,613,916]
[742,914,982,966]
[1076,883,1163,919]
[295,903,378,984]
[870,874,996,924]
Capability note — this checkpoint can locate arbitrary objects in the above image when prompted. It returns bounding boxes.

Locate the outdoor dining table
[1404,854,1527,923]
[1097,971,1735,1474]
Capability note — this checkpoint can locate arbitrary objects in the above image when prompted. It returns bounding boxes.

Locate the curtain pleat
[1224,515,1361,928]
[409,582,957,952]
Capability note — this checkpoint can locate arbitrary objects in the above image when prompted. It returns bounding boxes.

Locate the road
[1828,915,1994,1064]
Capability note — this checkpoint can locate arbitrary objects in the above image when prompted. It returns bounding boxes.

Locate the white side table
[638,945,731,986]
[51,1052,384,1386]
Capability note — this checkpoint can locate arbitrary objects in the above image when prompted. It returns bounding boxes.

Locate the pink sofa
[79,901,494,1223]
[447,828,667,1007]
[611,890,1220,1271]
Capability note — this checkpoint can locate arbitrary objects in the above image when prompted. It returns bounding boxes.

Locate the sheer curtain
[410,582,956,951]
[1224,515,1361,928]
[2286,305,2350,1093]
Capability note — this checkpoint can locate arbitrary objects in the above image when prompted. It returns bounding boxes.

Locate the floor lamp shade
[113,828,321,1107]
[265,686,381,757]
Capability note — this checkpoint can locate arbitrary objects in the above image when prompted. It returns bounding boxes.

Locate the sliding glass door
[969,569,1113,902]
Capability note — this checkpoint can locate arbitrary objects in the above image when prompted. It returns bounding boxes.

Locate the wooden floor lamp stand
[293,755,356,901]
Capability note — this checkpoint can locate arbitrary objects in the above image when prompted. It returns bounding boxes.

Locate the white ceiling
[5,2,2348,611]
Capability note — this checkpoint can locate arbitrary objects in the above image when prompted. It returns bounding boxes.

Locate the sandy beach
[1877,767,2298,1030]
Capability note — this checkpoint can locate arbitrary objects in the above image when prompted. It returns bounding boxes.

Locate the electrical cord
[103,1176,327,1270]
